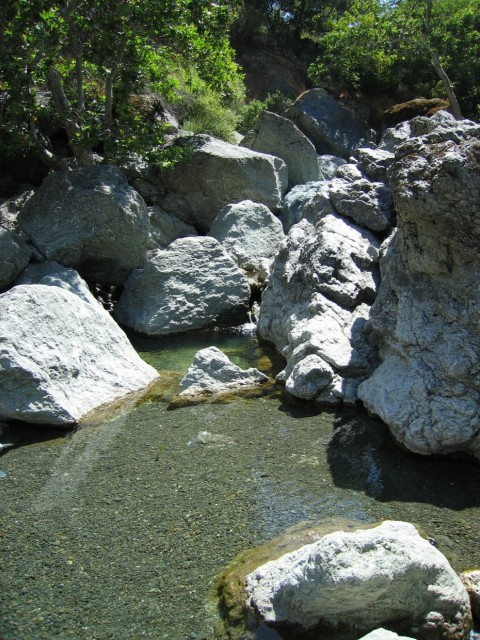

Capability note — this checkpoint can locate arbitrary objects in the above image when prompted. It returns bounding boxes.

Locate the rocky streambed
[1,330,480,640]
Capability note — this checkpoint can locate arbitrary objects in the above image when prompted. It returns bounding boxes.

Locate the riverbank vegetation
[0,0,479,173]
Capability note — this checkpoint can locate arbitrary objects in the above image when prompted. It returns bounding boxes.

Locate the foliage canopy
[0,0,244,167]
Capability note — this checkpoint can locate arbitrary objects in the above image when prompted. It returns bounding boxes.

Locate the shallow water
[1,329,480,639]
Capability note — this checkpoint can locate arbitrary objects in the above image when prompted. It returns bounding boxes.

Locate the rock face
[258,216,379,404]
[280,162,395,235]
[17,165,151,285]
[114,237,251,335]
[0,228,32,289]
[208,200,284,276]
[285,88,375,158]
[0,284,159,425]
[132,134,288,232]
[245,520,471,640]
[147,205,197,247]
[241,110,320,189]
[178,347,267,396]
[358,114,480,457]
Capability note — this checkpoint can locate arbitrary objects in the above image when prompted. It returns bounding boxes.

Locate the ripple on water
[1,330,480,640]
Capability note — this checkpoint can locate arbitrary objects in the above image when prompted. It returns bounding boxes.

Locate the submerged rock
[245,520,471,639]
[114,237,251,335]
[178,346,267,397]
[358,115,480,458]
[17,165,151,285]
[0,284,159,425]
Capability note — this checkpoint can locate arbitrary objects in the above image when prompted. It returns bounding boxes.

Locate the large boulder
[0,228,32,289]
[114,237,251,335]
[241,110,320,189]
[208,200,284,276]
[258,217,379,404]
[285,89,375,158]
[245,520,471,640]
[358,115,480,457]
[17,165,151,285]
[178,347,267,397]
[132,134,288,232]
[0,284,159,425]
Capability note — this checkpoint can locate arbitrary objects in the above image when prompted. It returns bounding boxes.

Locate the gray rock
[0,285,159,425]
[15,261,95,306]
[285,88,375,158]
[358,119,480,457]
[356,147,395,180]
[241,110,320,189]
[133,134,288,232]
[178,346,267,396]
[317,154,347,181]
[0,187,35,233]
[17,165,151,285]
[258,218,379,404]
[280,181,335,233]
[208,200,284,275]
[329,175,394,232]
[0,228,32,289]
[114,237,251,335]
[378,121,413,153]
[245,520,471,640]
[148,205,197,247]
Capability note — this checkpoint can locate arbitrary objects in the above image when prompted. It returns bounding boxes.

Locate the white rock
[209,200,284,275]
[114,237,251,335]
[358,629,416,640]
[0,285,159,425]
[178,347,267,396]
[258,218,379,404]
[147,205,197,247]
[358,119,480,457]
[317,154,347,181]
[280,181,335,233]
[245,521,471,639]
[15,261,96,306]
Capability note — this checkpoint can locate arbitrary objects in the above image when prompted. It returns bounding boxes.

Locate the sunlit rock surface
[114,237,251,336]
[359,113,480,457]
[0,284,159,425]
[245,520,471,639]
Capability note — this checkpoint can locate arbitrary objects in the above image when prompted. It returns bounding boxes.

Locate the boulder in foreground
[245,520,471,640]
[0,284,159,425]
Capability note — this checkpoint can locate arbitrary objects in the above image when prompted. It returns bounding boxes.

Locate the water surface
[1,329,480,639]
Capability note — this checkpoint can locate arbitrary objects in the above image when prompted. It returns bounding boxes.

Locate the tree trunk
[424,0,462,120]
[47,67,95,167]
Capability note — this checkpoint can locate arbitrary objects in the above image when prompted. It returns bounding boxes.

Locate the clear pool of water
[1,328,480,639]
